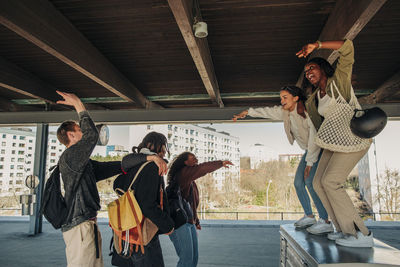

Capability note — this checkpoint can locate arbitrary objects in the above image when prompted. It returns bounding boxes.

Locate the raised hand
[222,160,233,168]
[232,110,248,122]
[56,91,86,113]
[296,43,318,58]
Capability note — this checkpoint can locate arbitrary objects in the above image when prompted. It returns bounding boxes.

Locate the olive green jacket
[305,39,354,130]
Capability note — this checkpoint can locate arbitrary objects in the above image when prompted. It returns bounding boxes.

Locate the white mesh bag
[315,80,372,153]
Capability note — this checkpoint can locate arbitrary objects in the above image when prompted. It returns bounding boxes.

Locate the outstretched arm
[233,106,283,122]
[182,160,233,183]
[91,160,122,181]
[296,40,345,58]
[122,153,168,176]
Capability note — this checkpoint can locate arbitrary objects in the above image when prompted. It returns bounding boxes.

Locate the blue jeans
[169,223,198,267]
[294,151,328,220]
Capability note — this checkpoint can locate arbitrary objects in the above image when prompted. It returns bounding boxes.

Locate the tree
[377,168,400,219]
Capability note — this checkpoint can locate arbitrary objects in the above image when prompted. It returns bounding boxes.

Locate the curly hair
[302,57,335,92]
[167,152,192,185]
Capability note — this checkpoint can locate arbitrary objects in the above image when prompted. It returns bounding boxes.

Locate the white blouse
[317,90,332,118]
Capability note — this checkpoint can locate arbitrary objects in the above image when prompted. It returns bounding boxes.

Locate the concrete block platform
[280,224,400,266]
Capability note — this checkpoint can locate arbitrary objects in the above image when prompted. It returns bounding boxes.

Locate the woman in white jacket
[233,86,331,234]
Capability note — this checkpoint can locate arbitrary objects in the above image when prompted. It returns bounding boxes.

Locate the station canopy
[0,0,399,124]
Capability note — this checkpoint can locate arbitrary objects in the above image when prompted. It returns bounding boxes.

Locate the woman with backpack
[111,132,174,267]
[233,86,331,235]
[167,152,233,267]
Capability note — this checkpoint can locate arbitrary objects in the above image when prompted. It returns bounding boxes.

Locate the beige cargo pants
[313,147,370,237]
[62,220,103,267]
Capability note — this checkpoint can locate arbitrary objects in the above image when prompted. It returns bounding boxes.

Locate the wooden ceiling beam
[0,103,398,125]
[0,95,25,112]
[359,70,400,104]
[296,0,387,87]
[0,56,59,105]
[0,56,105,111]
[0,0,159,109]
[168,0,224,108]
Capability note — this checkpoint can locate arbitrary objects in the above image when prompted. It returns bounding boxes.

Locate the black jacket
[59,111,122,232]
[113,161,174,234]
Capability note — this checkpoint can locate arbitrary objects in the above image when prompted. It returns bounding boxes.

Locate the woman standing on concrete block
[233,86,331,234]
[297,39,373,248]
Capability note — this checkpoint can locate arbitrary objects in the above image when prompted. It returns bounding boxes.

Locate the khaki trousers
[62,220,103,267]
[313,147,370,237]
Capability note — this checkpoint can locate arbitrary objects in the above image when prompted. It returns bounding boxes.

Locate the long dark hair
[167,152,192,185]
[280,85,307,118]
[302,57,335,92]
[131,131,168,155]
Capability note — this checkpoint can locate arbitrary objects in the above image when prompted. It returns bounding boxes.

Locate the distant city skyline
[98,121,400,176]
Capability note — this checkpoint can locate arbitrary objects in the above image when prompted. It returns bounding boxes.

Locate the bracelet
[316,40,322,50]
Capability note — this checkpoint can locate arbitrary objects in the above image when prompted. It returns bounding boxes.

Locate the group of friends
[234,39,374,248]
[55,39,373,267]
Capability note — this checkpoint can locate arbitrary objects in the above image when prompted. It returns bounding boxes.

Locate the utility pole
[373,138,382,219]
[266,179,272,220]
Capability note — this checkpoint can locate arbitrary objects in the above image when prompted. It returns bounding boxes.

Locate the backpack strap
[114,161,151,194]
[128,161,151,190]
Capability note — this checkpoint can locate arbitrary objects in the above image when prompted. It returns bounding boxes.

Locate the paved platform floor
[0,217,399,267]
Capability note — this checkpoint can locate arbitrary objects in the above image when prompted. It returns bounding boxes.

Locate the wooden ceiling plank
[359,70,400,104]
[0,95,23,112]
[296,0,387,87]
[0,56,108,110]
[0,56,59,105]
[168,0,224,108]
[0,0,159,109]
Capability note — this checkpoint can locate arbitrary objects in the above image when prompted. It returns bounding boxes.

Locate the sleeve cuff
[78,110,90,119]
[338,39,353,54]
[247,107,256,117]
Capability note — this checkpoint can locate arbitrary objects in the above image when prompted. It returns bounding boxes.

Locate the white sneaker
[327,231,345,241]
[306,219,334,234]
[335,231,374,248]
[294,215,316,228]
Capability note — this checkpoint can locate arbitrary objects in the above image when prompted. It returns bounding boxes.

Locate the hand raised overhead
[56,91,86,113]
[296,43,318,58]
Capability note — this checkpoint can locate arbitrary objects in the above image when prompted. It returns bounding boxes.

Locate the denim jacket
[59,111,122,232]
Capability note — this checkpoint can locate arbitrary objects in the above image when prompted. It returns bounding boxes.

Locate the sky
[103,120,400,174]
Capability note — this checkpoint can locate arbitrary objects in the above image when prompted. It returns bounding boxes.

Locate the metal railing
[1,208,399,221]
[196,211,400,221]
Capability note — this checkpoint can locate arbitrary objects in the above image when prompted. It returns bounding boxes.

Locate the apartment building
[0,128,64,197]
[247,143,278,169]
[128,124,240,189]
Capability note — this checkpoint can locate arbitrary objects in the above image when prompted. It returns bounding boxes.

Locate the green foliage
[289,157,299,168]
[254,191,265,206]
[91,154,123,162]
